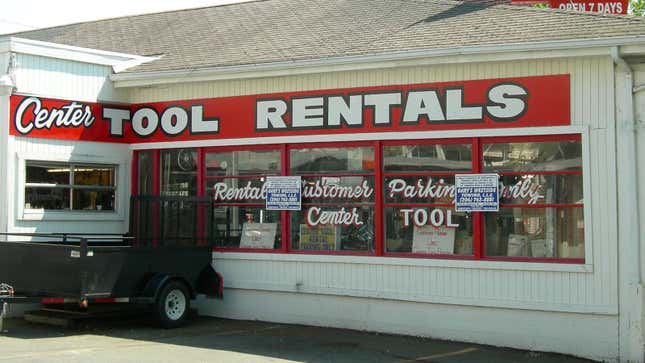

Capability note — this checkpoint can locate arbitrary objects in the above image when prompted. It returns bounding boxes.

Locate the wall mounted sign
[10,75,571,143]
[548,0,627,14]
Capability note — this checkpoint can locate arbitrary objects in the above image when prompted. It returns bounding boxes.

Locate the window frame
[132,134,585,264]
[287,141,377,256]
[20,155,124,221]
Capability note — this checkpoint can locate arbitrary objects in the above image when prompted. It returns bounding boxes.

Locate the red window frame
[287,141,376,256]
[132,134,584,263]
[477,134,584,263]
[381,138,477,260]
[202,144,283,253]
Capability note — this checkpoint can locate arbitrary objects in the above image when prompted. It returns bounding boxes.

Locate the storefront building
[1,1,645,361]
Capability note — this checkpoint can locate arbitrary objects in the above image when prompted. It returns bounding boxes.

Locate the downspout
[611,46,642,286]
[611,46,644,363]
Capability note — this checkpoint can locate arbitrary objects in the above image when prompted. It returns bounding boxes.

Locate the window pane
[73,165,115,186]
[290,206,374,251]
[161,149,197,196]
[72,189,115,211]
[205,150,280,177]
[137,151,154,195]
[384,207,472,255]
[26,162,70,185]
[209,206,281,249]
[207,177,266,204]
[499,174,584,205]
[384,176,455,204]
[302,176,374,204]
[383,144,472,172]
[484,207,584,258]
[290,147,374,174]
[25,187,70,210]
[482,140,581,172]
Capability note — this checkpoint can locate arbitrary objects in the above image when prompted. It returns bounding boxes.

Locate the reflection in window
[205,150,280,177]
[383,144,472,172]
[290,147,374,174]
[482,139,583,259]
[483,141,581,172]
[25,162,116,211]
[290,206,374,252]
[484,208,584,258]
[137,151,154,195]
[161,149,197,196]
[385,207,472,255]
[204,148,282,250]
[209,206,281,249]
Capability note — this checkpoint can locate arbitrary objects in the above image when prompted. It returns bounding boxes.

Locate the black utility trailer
[0,232,222,329]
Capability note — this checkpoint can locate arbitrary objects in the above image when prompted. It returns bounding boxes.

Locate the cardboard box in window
[507,234,529,256]
[530,239,554,258]
[412,226,455,254]
[239,223,277,249]
[299,225,341,251]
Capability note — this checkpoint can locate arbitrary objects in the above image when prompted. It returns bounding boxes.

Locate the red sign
[10,75,571,143]
[549,0,627,14]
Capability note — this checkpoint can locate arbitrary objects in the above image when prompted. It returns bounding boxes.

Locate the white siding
[14,54,127,103]
[139,56,619,360]
[8,137,131,234]
[6,53,131,233]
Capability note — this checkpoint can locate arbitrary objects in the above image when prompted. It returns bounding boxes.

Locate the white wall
[5,54,131,234]
[130,56,621,361]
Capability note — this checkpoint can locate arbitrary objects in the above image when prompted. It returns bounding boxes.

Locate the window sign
[240,222,278,249]
[265,176,302,211]
[412,225,456,254]
[455,174,499,212]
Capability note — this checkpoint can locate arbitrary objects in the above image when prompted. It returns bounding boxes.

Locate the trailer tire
[155,281,190,328]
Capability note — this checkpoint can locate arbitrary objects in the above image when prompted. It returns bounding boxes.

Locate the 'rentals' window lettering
[25,162,116,211]
[290,146,375,252]
[205,149,282,249]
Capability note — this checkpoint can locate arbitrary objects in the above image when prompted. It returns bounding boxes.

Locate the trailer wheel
[155,281,190,328]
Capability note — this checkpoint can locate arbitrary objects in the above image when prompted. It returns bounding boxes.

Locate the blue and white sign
[265,176,302,211]
[455,174,499,212]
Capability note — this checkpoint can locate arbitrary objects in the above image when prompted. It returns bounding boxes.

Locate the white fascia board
[111,35,645,88]
[0,37,158,72]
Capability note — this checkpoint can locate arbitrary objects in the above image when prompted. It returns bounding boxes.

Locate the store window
[25,161,116,211]
[290,145,375,252]
[205,148,281,249]
[160,148,197,196]
[132,134,585,262]
[482,137,584,259]
[383,142,474,256]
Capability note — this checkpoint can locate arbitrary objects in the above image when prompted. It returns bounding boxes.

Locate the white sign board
[265,176,301,211]
[240,223,278,249]
[455,174,499,212]
[412,225,456,254]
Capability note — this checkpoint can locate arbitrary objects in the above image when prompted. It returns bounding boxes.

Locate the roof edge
[0,37,159,72]
[111,35,645,88]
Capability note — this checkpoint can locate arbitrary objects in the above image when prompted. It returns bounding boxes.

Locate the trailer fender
[195,265,223,298]
[140,274,194,302]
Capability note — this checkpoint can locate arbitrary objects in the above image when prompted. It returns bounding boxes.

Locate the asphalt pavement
[0,314,595,363]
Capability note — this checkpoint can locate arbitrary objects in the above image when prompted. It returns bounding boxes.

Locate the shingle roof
[8,0,645,73]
